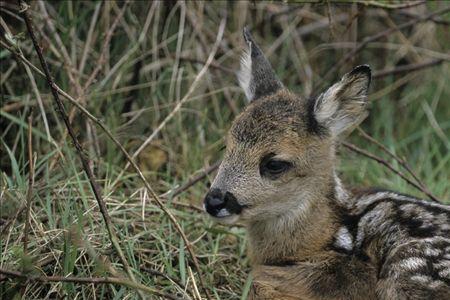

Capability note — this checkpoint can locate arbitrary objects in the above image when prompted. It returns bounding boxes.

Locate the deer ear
[237,27,284,102]
[313,65,371,136]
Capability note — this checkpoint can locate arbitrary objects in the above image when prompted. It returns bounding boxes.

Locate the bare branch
[355,128,440,202]
[342,142,439,202]
[83,0,130,90]
[373,59,445,78]
[18,1,144,298]
[8,8,226,298]
[353,0,426,10]
[161,160,221,199]
[315,6,450,91]
[126,19,227,172]
[0,268,182,300]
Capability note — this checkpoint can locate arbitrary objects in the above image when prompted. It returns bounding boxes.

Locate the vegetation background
[1,1,449,299]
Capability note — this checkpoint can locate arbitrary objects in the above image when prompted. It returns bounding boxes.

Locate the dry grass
[1,1,449,299]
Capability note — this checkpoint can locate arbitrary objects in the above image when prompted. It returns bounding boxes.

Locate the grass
[1,1,449,299]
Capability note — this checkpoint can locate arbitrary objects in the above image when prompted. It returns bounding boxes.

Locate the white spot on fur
[438,268,450,278]
[424,247,441,257]
[237,48,253,101]
[429,280,444,289]
[410,275,431,283]
[357,192,392,207]
[441,223,450,230]
[398,257,426,271]
[356,191,450,213]
[334,172,349,205]
[355,204,393,248]
[334,226,353,251]
[214,213,240,225]
[434,260,450,270]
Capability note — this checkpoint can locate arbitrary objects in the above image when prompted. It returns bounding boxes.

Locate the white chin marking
[217,208,231,218]
[214,213,239,225]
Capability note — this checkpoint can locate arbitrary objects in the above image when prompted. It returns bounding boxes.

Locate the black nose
[204,189,244,217]
[204,189,226,216]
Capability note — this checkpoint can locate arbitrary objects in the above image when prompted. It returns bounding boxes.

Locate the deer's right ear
[237,27,284,102]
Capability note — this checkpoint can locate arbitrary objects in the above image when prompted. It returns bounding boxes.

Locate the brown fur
[204,30,450,299]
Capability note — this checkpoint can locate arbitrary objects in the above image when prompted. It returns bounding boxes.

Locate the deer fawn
[203,28,450,300]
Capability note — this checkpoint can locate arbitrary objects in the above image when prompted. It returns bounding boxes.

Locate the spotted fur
[204,29,450,299]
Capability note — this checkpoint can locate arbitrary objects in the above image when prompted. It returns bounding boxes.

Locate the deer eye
[260,154,293,178]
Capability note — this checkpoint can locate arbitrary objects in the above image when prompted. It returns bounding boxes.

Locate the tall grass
[1,1,449,299]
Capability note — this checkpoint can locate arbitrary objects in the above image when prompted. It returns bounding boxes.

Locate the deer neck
[247,175,345,265]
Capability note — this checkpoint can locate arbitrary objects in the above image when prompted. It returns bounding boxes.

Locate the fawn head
[204,28,371,225]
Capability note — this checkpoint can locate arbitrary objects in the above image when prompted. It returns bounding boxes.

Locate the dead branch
[140,266,191,298]
[1,37,211,299]
[18,1,144,298]
[316,6,450,91]
[373,59,445,78]
[354,0,426,10]
[356,128,440,202]
[0,268,182,300]
[83,0,130,90]
[161,160,221,199]
[8,8,223,297]
[396,11,450,26]
[124,19,226,177]
[342,142,439,202]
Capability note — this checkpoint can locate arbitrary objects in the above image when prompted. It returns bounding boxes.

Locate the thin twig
[78,1,102,75]
[38,1,80,91]
[188,266,202,300]
[396,10,450,26]
[356,128,440,202]
[1,39,208,296]
[140,266,191,297]
[83,0,129,90]
[373,59,445,78]
[178,56,234,74]
[9,10,220,298]
[18,2,144,298]
[354,0,426,10]
[342,142,439,202]
[0,17,52,141]
[23,114,34,256]
[0,268,182,300]
[123,18,226,176]
[161,160,221,199]
[315,6,450,91]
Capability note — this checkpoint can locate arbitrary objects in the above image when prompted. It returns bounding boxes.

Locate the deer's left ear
[237,27,284,102]
[313,65,371,136]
